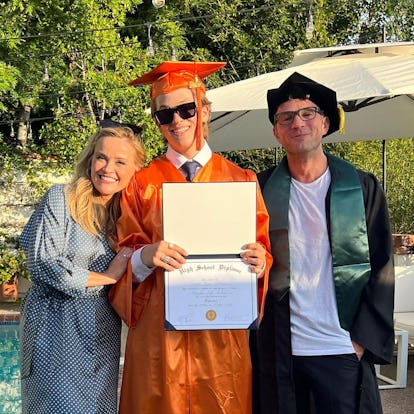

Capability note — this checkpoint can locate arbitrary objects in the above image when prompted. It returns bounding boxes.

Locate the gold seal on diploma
[206,310,217,321]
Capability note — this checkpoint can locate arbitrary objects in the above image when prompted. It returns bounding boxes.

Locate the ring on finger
[161,255,171,264]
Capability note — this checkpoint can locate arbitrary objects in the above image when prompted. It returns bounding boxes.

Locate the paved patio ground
[380,352,414,414]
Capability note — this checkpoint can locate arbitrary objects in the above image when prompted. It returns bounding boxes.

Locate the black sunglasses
[154,102,197,125]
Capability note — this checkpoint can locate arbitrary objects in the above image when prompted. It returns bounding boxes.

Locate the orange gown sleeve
[108,174,154,327]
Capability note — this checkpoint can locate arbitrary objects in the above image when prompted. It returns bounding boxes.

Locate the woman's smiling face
[91,135,137,204]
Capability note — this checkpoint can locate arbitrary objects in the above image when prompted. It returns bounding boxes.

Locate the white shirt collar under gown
[165,140,212,169]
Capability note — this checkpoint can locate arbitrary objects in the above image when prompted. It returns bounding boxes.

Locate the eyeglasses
[154,102,197,125]
[274,106,324,125]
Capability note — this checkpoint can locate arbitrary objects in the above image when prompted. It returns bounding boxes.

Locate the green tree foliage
[136,0,365,81]
[0,62,19,112]
[325,139,414,233]
[356,0,414,42]
[0,0,413,232]
[382,139,414,233]
[0,0,165,164]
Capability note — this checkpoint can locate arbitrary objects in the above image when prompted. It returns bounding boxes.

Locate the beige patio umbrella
[207,42,414,152]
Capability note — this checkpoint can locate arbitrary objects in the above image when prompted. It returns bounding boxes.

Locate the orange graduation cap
[129,61,226,150]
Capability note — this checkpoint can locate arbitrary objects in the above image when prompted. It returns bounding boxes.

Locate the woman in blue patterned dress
[19,125,145,413]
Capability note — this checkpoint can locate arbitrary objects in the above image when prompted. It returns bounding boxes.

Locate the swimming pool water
[0,323,21,414]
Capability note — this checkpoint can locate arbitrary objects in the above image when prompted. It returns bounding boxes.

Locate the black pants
[292,354,360,414]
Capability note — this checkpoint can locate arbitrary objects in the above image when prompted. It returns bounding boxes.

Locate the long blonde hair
[66,127,145,247]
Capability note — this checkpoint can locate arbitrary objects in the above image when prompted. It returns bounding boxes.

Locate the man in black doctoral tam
[252,72,395,414]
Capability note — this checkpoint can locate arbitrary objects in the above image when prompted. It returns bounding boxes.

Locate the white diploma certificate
[165,257,258,330]
[162,181,258,330]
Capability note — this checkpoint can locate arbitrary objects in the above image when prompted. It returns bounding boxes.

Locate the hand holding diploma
[142,239,266,275]
[141,240,188,271]
[240,242,266,276]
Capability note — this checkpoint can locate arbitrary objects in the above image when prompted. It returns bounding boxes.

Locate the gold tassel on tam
[189,74,204,151]
[338,104,345,134]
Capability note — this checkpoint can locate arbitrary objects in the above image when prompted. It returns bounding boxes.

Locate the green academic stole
[263,153,371,331]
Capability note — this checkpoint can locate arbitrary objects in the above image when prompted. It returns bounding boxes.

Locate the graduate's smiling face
[273,98,329,156]
[154,88,209,159]
[91,136,137,204]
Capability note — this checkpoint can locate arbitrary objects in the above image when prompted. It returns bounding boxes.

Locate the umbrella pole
[382,139,387,193]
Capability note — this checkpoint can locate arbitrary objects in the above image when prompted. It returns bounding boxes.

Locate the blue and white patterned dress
[19,184,121,414]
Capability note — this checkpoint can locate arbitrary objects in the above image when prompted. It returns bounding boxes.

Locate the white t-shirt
[289,168,355,356]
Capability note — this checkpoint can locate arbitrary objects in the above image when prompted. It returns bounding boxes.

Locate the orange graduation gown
[110,153,271,414]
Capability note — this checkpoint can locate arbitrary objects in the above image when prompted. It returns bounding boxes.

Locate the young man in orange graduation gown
[109,61,272,414]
